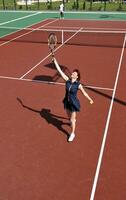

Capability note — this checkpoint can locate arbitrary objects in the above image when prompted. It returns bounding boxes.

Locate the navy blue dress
[63,80,80,112]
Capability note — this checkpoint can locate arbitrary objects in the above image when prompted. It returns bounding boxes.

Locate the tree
[2,0,5,9]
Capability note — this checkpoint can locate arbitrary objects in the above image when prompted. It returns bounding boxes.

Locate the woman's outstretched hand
[90,99,94,104]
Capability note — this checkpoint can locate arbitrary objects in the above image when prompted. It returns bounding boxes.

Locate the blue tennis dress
[63,80,80,112]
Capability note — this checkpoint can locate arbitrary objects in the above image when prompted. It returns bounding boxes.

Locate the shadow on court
[85,86,126,106]
[17,97,70,139]
[33,62,71,82]
[33,75,54,82]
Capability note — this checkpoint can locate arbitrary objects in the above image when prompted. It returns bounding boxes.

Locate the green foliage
[0,0,126,11]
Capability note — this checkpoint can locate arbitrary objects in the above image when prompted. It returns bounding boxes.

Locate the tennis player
[53,58,94,142]
[59,3,64,19]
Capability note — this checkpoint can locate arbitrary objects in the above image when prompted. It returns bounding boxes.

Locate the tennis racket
[48,33,57,61]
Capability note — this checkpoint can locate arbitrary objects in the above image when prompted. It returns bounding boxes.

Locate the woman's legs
[67,111,76,142]
[66,109,71,120]
[70,111,76,134]
[66,110,77,132]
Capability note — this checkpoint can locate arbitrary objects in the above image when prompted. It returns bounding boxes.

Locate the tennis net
[0,26,125,48]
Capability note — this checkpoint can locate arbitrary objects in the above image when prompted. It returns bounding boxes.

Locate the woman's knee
[70,114,76,124]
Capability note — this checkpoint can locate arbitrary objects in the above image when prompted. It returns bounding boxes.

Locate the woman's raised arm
[53,58,69,81]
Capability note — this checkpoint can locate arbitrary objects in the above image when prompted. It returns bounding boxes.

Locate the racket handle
[51,52,55,62]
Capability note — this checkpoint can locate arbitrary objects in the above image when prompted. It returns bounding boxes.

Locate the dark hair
[73,69,81,81]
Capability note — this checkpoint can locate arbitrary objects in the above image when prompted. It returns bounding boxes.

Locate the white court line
[19,53,53,79]
[0,75,65,86]
[0,12,41,26]
[84,85,113,91]
[0,18,58,47]
[0,10,126,14]
[0,18,50,40]
[44,25,126,32]
[0,75,114,91]
[90,34,126,200]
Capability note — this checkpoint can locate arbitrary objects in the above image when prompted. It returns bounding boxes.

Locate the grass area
[0,0,126,11]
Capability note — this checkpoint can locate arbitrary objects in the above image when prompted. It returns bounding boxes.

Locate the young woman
[53,58,94,142]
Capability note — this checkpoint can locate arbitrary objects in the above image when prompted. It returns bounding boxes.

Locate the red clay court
[0,15,126,200]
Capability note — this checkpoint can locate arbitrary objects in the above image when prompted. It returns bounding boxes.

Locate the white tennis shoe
[68,132,75,142]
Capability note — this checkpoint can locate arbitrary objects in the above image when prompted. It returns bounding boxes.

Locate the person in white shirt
[59,3,64,19]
